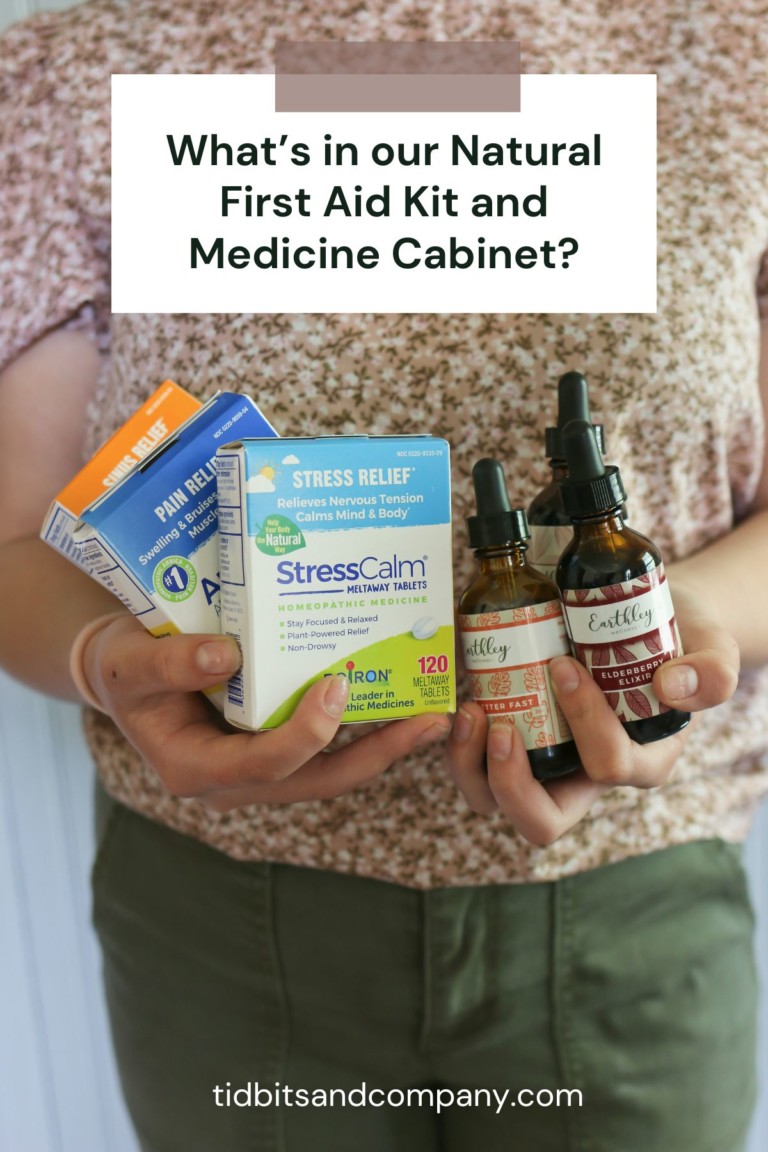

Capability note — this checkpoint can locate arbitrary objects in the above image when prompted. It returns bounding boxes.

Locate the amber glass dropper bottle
[528,371,605,581]
[556,421,690,743]
[458,458,581,782]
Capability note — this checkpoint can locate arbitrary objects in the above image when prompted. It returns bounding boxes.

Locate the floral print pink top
[2,0,768,886]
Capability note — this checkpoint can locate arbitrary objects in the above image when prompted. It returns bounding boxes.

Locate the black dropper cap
[558,420,626,518]
[466,459,529,549]
[545,371,605,459]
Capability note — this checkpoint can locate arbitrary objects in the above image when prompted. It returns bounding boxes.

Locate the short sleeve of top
[0,15,110,374]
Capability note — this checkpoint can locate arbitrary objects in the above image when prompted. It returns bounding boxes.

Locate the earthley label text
[588,601,652,634]
[462,633,510,666]
[564,582,674,647]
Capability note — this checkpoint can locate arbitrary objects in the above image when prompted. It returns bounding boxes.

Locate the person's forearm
[669,508,768,668]
[0,535,124,700]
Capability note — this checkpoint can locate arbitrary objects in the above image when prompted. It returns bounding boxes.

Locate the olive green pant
[92,786,757,1152]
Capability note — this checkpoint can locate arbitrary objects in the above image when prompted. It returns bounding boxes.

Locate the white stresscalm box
[216,436,455,729]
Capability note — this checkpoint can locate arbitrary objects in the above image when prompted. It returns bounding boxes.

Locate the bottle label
[560,565,683,721]
[527,524,574,581]
[459,600,572,749]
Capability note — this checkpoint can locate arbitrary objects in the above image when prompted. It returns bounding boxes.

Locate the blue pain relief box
[73,393,277,707]
[216,435,456,729]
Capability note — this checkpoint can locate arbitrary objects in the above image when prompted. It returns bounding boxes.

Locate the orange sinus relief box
[41,380,202,567]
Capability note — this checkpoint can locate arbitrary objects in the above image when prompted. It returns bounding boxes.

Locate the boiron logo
[325,660,392,685]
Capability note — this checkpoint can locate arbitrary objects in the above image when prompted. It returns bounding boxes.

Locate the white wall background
[0,675,139,1151]
[0,3,766,1150]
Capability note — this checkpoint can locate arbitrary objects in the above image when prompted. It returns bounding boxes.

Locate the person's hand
[80,613,451,812]
[446,581,740,846]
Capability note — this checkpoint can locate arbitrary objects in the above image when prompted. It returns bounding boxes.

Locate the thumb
[653,620,739,712]
[85,620,242,704]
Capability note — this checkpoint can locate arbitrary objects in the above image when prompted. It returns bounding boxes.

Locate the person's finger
[148,673,353,795]
[87,619,241,703]
[446,701,497,814]
[548,655,687,788]
[653,641,739,712]
[484,720,607,846]
[200,710,453,809]
[548,656,635,782]
[654,585,740,711]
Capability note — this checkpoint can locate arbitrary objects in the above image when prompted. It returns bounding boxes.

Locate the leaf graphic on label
[524,711,547,729]
[468,675,482,698]
[644,630,663,655]
[458,614,472,630]
[605,692,621,712]
[478,612,501,627]
[625,689,653,719]
[658,701,671,713]
[535,732,555,747]
[612,644,636,664]
[512,607,529,622]
[601,584,627,603]
[636,573,653,586]
[591,646,610,666]
[574,590,591,603]
[488,671,511,697]
[524,665,546,691]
